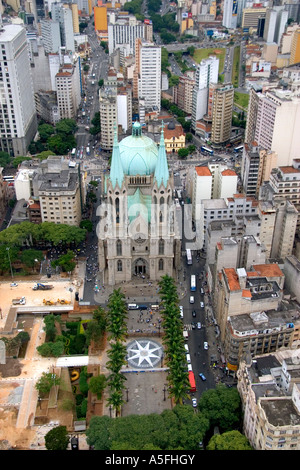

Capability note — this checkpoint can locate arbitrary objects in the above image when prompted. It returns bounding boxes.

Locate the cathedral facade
[98,122,181,286]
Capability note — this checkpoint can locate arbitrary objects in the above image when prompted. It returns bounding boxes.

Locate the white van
[184,344,189,353]
[128,304,139,310]
[186,353,191,364]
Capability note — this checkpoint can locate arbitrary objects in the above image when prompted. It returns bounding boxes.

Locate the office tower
[191,56,219,131]
[222,0,238,29]
[0,24,37,156]
[210,82,234,145]
[290,29,300,65]
[263,9,278,43]
[40,19,61,53]
[99,86,117,151]
[264,7,288,44]
[245,88,300,166]
[136,41,161,112]
[242,7,267,32]
[51,2,75,53]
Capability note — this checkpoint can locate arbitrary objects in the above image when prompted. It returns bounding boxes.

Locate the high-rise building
[245,88,300,166]
[174,71,195,115]
[136,41,161,112]
[40,19,61,53]
[55,62,81,119]
[222,0,238,29]
[0,24,37,156]
[290,28,300,65]
[210,82,234,145]
[108,15,146,56]
[263,7,288,44]
[191,56,219,131]
[51,2,75,53]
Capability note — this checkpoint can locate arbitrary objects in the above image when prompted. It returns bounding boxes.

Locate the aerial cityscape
[0,0,299,453]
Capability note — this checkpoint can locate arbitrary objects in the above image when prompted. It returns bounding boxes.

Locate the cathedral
[98,122,182,286]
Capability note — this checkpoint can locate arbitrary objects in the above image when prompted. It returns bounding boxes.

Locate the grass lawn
[232,46,240,88]
[193,48,226,73]
[234,91,249,109]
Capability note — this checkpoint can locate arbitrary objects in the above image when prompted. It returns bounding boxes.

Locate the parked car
[200,301,204,308]
[199,373,206,381]
[204,342,208,350]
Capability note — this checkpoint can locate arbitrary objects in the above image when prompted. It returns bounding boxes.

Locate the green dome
[119,122,158,176]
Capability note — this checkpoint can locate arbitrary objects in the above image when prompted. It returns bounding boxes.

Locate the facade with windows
[0,24,37,156]
[98,122,181,285]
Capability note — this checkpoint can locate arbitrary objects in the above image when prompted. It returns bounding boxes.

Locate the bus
[234,145,243,153]
[190,274,196,292]
[71,148,76,156]
[188,371,196,393]
[186,249,192,266]
[201,146,214,156]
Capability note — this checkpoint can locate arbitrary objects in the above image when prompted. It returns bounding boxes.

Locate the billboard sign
[251,60,271,74]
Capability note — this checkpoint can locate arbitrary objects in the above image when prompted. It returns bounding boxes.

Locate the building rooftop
[261,399,300,427]
[195,166,211,177]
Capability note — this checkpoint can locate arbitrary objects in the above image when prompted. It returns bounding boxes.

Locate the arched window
[159,238,164,255]
[117,260,122,272]
[115,197,120,224]
[116,239,122,256]
[159,259,164,271]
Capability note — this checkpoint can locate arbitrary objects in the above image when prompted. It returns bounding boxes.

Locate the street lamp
[6,247,13,278]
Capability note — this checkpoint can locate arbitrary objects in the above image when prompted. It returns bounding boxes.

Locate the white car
[184,344,189,352]
[192,398,197,408]
[204,342,208,350]
[200,301,204,308]
[179,305,184,318]
[189,296,194,304]
[197,322,201,330]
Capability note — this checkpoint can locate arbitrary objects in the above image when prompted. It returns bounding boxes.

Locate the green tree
[0,245,19,274]
[38,123,55,142]
[21,249,43,269]
[178,148,189,159]
[198,384,242,433]
[51,250,76,273]
[207,430,252,450]
[80,219,93,232]
[35,371,61,398]
[45,425,69,450]
[0,151,12,168]
[89,375,107,399]
[12,156,32,168]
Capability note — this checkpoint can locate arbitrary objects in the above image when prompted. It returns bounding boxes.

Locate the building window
[159,259,164,271]
[116,239,122,256]
[117,260,122,272]
[159,239,164,255]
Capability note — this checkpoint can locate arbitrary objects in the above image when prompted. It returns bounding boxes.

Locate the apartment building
[210,82,234,145]
[174,71,195,115]
[245,88,300,167]
[197,193,259,252]
[0,24,37,157]
[32,156,82,226]
[135,40,161,112]
[215,263,290,367]
[237,353,300,450]
[191,56,219,131]
[290,28,300,65]
[192,163,238,220]
[55,62,81,120]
